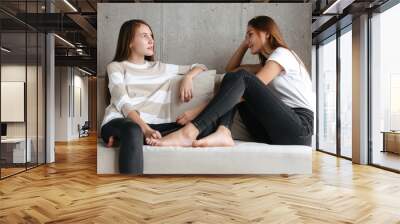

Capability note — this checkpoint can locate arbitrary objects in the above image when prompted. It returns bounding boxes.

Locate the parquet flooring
[1,135,400,223]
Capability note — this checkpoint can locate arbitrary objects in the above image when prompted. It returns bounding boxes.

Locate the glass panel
[340,28,352,158]
[27,31,38,169]
[0,1,46,179]
[38,32,45,165]
[311,45,317,149]
[318,36,337,154]
[1,13,28,177]
[26,0,39,169]
[371,3,400,171]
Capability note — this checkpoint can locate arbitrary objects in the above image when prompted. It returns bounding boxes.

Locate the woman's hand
[144,128,161,140]
[225,37,250,72]
[176,108,199,125]
[240,36,250,49]
[144,128,162,146]
[179,76,194,102]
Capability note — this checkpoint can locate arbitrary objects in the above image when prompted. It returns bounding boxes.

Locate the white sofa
[97,140,312,174]
[97,71,312,175]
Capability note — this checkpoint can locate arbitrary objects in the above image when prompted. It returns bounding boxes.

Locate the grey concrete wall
[97,3,312,128]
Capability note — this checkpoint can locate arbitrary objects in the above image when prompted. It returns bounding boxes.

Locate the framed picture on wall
[1,81,25,122]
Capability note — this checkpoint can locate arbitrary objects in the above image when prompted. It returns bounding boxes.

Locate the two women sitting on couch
[101,16,314,174]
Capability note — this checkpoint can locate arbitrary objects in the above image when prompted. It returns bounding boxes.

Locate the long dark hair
[248,16,289,66]
[105,19,155,105]
[248,16,309,75]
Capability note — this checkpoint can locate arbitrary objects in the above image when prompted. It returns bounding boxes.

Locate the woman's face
[246,26,268,55]
[129,24,154,57]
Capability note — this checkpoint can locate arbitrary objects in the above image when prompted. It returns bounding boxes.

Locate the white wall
[55,66,69,141]
[72,73,89,138]
[54,67,89,141]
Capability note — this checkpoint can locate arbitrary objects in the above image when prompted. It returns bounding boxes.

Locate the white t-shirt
[267,47,315,112]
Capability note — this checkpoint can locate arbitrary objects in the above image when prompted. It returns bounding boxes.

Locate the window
[370,3,400,171]
[339,27,352,158]
[317,36,337,154]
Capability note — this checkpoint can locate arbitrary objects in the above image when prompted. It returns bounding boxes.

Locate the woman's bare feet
[145,137,159,146]
[192,126,234,147]
[106,136,114,147]
[151,123,199,147]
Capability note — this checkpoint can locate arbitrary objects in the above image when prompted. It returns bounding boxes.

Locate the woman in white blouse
[101,19,236,174]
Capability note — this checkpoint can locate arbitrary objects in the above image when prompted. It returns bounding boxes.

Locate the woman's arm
[126,110,149,132]
[126,110,161,139]
[225,40,248,72]
[225,40,262,74]
[255,60,283,86]
[107,62,136,117]
[180,65,207,102]
[184,66,206,79]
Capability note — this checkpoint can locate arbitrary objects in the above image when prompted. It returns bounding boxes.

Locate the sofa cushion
[169,70,217,121]
[97,140,312,174]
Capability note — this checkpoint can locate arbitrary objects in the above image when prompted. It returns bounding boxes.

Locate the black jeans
[192,69,314,146]
[101,109,236,174]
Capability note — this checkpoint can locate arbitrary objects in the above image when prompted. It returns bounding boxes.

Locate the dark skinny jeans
[101,108,236,174]
[191,69,314,146]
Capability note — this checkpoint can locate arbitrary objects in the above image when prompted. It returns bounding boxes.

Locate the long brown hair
[105,19,155,105]
[248,16,289,65]
[248,16,309,76]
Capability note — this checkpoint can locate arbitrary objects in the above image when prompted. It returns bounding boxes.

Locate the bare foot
[145,137,158,146]
[152,123,199,147]
[192,126,235,147]
[106,136,114,148]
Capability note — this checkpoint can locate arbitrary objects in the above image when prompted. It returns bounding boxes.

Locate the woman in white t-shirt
[152,16,314,147]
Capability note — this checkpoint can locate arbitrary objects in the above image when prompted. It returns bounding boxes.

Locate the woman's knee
[121,120,142,137]
[224,69,248,81]
[100,126,109,144]
[228,68,254,79]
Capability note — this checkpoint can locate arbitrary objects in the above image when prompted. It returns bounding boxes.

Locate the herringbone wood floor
[1,135,400,224]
